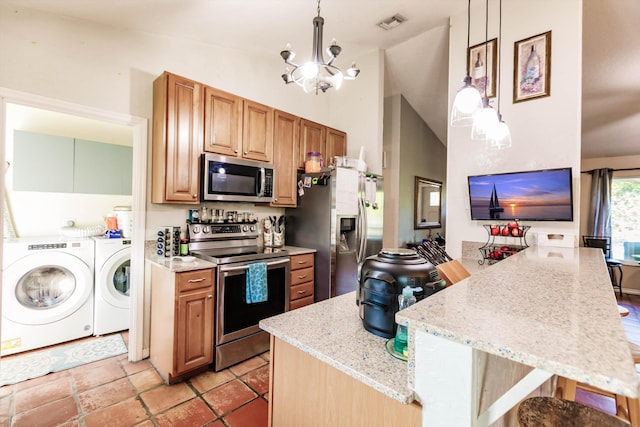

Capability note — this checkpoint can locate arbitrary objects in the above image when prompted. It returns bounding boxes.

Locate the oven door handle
[220,257,290,273]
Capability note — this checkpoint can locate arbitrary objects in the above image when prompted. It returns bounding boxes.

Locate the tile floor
[0,331,270,427]
[1,293,639,427]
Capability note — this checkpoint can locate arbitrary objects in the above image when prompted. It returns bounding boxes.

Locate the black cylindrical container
[358,248,444,338]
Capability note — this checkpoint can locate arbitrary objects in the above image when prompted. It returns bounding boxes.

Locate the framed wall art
[468,38,497,98]
[513,31,551,103]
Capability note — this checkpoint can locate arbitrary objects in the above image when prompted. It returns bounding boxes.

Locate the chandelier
[280,0,360,94]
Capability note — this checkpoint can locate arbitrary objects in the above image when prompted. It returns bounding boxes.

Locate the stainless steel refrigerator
[285,167,383,302]
[357,173,384,262]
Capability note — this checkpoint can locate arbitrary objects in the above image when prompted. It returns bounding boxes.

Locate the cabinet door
[176,288,214,375]
[325,127,347,164]
[272,110,299,207]
[153,73,202,203]
[203,86,242,156]
[242,100,273,162]
[298,119,326,169]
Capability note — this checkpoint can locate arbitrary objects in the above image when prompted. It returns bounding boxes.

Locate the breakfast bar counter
[398,245,640,425]
[260,245,638,426]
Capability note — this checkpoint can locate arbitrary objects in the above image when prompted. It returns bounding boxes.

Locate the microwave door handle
[257,168,266,197]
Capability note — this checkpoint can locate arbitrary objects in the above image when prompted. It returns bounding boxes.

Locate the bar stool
[518,397,631,426]
[583,236,624,297]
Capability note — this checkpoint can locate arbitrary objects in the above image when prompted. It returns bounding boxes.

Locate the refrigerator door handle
[356,198,367,264]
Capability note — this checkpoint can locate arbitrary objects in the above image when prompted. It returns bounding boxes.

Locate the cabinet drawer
[178,269,213,292]
[290,253,314,270]
[290,266,314,286]
[290,295,314,310]
[290,281,314,302]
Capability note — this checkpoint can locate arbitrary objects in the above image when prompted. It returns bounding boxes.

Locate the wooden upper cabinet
[242,100,274,162]
[272,110,299,207]
[152,72,202,204]
[298,119,326,169]
[203,88,273,163]
[203,86,242,156]
[325,127,347,163]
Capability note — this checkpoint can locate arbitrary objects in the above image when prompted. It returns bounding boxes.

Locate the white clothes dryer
[92,237,131,335]
[1,237,95,356]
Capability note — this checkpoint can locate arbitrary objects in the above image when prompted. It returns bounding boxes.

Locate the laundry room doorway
[0,88,148,361]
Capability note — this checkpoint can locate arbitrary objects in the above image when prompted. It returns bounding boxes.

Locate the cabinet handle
[208,295,213,299]
[244,151,248,155]
[188,278,206,283]
[234,149,238,153]
[297,290,307,294]
[297,260,307,264]
[297,274,307,279]
[193,194,198,198]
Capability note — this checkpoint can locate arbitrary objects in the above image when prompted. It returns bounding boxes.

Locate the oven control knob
[203,226,210,233]
[193,226,200,234]
[250,225,257,232]
[242,225,250,232]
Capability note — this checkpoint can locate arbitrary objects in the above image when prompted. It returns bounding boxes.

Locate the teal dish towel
[246,262,268,304]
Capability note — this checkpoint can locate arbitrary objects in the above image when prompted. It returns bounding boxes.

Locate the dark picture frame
[513,31,552,103]
[468,38,497,98]
[414,176,442,230]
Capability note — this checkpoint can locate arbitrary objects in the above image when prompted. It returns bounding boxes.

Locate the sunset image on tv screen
[468,168,573,221]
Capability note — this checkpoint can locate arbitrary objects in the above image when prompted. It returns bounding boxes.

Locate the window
[611,175,640,260]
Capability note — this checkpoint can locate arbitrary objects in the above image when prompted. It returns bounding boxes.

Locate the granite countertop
[259,292,415,404]
[398,245,640,398]
[145,241,314,272]
[282,246,316,256]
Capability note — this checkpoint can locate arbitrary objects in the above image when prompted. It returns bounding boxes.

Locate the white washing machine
[92,236,131,335]
[1,237,95,356]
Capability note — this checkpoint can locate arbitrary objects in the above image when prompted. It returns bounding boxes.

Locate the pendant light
[488,0,512,149]
[280,0,359,94]
[450,0,482,127]
[471,0,498,140]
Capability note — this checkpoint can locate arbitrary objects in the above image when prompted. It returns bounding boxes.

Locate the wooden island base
[268,336,421,427]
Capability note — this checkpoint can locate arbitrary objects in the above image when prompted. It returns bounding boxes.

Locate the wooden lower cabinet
[268,336,422,427]
[289,253,314,309]
[149,265,214,383]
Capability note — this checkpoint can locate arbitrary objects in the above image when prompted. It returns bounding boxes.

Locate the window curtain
[588,168,613,237]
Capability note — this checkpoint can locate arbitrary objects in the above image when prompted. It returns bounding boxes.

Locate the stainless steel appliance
[357,173,385,264]
[285,167,364,301]
[188,222,290,371]
[200,153,275,203]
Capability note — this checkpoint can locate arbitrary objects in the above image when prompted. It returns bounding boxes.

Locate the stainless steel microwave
[201,153,275,203]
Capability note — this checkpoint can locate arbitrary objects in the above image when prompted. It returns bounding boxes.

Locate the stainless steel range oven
[188,222,290,371]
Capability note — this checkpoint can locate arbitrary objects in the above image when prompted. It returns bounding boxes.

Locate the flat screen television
[467,167,574,221]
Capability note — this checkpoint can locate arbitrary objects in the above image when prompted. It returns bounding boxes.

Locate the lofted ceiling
[1,0,637,159]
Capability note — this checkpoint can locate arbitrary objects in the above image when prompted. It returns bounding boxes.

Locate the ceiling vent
[377,14,407,31]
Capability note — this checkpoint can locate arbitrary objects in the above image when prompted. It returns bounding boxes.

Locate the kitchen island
[261,245,639,426]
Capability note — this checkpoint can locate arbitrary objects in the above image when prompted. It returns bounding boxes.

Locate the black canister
[358,248,444,338]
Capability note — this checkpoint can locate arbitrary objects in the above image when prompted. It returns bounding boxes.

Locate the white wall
[446,0,583,259]
[385,95,447,247]
[0,5,384,238]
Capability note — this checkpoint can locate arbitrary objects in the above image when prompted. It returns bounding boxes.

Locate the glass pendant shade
[488,118,512,149]
[451,77,483,127]
[471,103,499,140]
